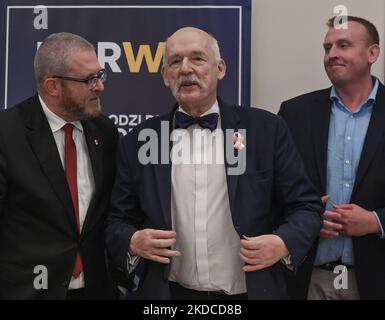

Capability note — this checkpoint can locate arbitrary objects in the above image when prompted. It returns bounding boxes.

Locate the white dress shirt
[39,96,95,289]
[168,101,246,294]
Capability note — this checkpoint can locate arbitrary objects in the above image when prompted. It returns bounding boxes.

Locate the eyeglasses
[52,69,107,90]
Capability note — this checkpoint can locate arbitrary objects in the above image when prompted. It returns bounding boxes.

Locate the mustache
[90,92,102,100]
[176,75,203,91]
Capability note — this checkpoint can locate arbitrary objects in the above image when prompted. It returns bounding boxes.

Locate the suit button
[62,280,68,287]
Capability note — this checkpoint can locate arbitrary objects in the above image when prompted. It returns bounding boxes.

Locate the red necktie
[63,123,83,278]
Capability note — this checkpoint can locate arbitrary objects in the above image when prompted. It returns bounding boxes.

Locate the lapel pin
[232,132,245,150]
[94,138,99,146]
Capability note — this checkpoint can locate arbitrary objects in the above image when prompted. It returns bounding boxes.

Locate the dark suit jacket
[0,94,119,299]
[105,99,323,299]
[279,82,385,300]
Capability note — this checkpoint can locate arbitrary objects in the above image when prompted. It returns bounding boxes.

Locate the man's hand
[319,211,343,238]
[333,204,381,236]
[129,229,181,264]
[240,234,289,272]
[320,195,330,204]
[319,194,343,238]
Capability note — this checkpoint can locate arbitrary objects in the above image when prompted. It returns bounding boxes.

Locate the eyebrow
[190,51,206,57]
[324,37,352,44]
[323,38,353,46]
[169,51,206,59]
[83,70,102,78]
[336,38,352,43]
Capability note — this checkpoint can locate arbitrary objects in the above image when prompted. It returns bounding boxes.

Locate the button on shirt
[168,101,246,295]
[39,96,95,289]
[315,79,384,266]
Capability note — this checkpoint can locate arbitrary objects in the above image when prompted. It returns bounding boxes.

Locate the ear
[217,59,226,80]
[368,44,380,65]
[43,78,61,97]
[161,66,170,87]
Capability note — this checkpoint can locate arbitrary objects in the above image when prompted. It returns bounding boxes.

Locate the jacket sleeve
[105,133,145,280]
[272,116,323,272]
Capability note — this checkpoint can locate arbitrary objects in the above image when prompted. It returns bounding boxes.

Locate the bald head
[160,26,226,115]
[163,27,221,66]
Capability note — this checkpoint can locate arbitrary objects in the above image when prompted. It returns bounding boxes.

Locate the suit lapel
[24,95,78,233]
[153,109,175,230]
[311,90,332,193]
[219,100,242,216]
[353,83,385,197]
[80,119,103,235]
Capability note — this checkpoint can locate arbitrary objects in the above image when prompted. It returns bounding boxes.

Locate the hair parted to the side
[34,32,95,92]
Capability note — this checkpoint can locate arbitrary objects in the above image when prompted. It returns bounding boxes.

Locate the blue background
[0,0,251,134]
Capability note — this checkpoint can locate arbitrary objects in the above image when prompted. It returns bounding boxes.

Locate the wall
[251,0,385,113]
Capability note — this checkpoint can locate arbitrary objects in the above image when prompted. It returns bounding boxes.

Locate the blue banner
[0,0,251,135]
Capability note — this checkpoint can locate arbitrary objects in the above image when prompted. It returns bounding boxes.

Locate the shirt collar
[39,95,83,133]
[330,77,379,113]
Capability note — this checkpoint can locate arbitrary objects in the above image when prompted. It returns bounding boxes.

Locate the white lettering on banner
[98,42,122,73]
[35,41,165,73]
[97,42,165,73]
[109,114,155,136]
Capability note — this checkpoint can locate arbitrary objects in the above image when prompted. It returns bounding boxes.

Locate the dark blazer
[0,94,119,299]
[105,99,323,300]
[279,82,385,300]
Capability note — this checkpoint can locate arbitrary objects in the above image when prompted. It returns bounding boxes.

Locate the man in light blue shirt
[279,16,385,300]
[314,79,383,268]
